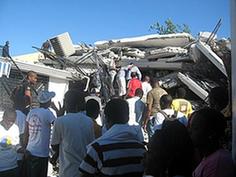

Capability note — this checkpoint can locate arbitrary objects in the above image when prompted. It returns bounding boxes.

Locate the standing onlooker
[24,91,56,177]
[85,88,102,111]
[190,108,236,177]
[86,99,102,139]
[143,78,167,134]
[152,94,188,132]
[172,87,193,118]
[85,88,103,126]
[208,86,229,117]
[126,88,146,126]
[127,72,142,98]
[79,99,146,177]
[14,98,28,177]
[51,90,94,177]
[145,116,193,177]
[0,108,20,177]
[141,76,152,103]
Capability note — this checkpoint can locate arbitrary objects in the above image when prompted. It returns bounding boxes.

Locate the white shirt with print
[26,108,56,157]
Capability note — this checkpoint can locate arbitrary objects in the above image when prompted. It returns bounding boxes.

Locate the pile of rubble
[38,32,230,107]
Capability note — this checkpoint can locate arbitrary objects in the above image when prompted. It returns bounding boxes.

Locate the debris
[30,31,230,107]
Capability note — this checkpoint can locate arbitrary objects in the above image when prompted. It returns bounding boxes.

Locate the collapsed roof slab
[95,33,194,49]
[120,59,183,70]
[196,41,228,77]
[13,60,72,80]
[177,72,209,101]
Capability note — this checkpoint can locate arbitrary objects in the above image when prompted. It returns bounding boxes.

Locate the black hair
[131,72,137,78]
[26,71,37,78]
[191,108,226,140]
[160,94,172,109]
[208,86,228,111]
[3,108,16,120]
[104,98,129,125]
[190,108,226,155]
[151,78,159,88]
[146,118,193,177]
[176,87,186,98]
[135,88,143,97]
[86,99,100,120]
[64,90,86,113]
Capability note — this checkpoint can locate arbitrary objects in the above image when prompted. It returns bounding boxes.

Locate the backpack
[147,110,178,137]
[159,110,178,121]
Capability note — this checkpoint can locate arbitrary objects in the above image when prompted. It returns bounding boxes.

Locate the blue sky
[0,0,230,56]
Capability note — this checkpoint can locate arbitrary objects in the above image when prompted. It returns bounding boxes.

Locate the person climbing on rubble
[108,58,117,92]
[41,40,51,59]
[126,72,142,98]
[141,75,152,103]
[2,41,10,58]
[125,63,142,81]
[116,65,127,97]
[143,78,167,137]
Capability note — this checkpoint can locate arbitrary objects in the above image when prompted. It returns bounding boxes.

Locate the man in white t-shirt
[116,66,127,97]
[126,88,146,126]
[126,63,142,81]
[24,91,56,177]
[0,108,20,177]
[51,90,94,177]
[141,76,152,103]
[152,94,188,132]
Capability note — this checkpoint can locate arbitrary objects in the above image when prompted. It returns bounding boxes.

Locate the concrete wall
[48,77,69,107]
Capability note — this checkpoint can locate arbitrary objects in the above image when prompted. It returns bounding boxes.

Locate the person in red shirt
[127,72,142,98]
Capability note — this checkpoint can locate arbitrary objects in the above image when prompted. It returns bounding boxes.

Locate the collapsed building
[0,31,231,111]
[37,31,230,109]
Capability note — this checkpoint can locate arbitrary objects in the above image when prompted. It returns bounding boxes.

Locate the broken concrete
[21,31,230,107]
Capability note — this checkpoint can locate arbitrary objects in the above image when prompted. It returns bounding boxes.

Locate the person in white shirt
[0,108,20,177]
[126,88,147,126]
[13,94,29,177]
[126,63,142,81]
[152,94,188,132]
[116,66,127,97]
[24,91,56,177]
[51,90,94,177]
[141,76,152,103]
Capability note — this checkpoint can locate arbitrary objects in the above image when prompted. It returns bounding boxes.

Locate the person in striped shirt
[79,98,146,177]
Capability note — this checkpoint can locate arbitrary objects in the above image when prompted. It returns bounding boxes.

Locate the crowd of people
[0,67,235,177]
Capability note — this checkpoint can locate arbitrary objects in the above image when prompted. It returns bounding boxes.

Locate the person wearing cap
[23,90,56,177]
